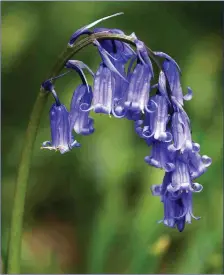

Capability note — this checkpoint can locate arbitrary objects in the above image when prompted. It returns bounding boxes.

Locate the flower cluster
[41,13,212,231]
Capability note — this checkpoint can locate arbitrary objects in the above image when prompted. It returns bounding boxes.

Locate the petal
[131,34,154,77]
[93,40,128,82]
[153,95,169,141]
[163,218,176,228]
[158,71,171,105]
[192,142,200,153]
[202,155,212,167]
[125,63,146,112]
[183,87,193,101]
[171,96,190,124]
[167,183,180,193]
[176,219,185,232]
[171,112,185,150]
[93,65,115,114]
[145,99,158,113]
[191,182,203,193]
[159,132,173,143]
[145,156,161,168]
[42,141,52,147]
[163,60,184,106]
[154,51,181,73]
[151,184,162,196]
[69,84,95,136]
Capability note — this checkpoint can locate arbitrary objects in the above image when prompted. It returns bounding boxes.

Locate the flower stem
[6,32,161,273]
[7,92,48,273]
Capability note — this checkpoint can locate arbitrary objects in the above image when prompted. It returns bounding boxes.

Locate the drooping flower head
[40,13,212,232]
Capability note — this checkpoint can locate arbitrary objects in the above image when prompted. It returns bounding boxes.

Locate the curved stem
[6,32,161,274]
[7,92,48,273]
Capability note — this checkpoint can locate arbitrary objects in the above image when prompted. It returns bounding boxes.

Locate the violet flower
[144,141,175,172]
[40,15,212,232]
[69,84,94,135]
[124,35,154,114]
[42,103,80,154]
[151,159,203,232]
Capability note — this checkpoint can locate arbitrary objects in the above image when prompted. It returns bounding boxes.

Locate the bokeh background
[1,1,223,274]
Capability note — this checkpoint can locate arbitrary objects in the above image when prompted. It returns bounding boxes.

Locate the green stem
[7,92,48,274]
[6,32,160,274]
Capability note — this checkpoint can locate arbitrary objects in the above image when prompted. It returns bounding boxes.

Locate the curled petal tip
[183,87,193,101]
[145,99,158,113]
[191,182,203,192]
[192,143,200,152]
[150,184,162,196]
[156,132,172,143]
[202,155,212,167]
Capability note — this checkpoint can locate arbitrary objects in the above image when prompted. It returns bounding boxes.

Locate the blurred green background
[1,1,223,274]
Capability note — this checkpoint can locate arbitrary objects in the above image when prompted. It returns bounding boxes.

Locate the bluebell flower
[151,158,203,231]
[144,94,172,142]
[169,111,200,154]
[112,60,129,117]
[156,58,193,106]
[123,35,155,115]
[187,151,212,180]
[91,63,115,115]
[144,140,175,172]
[161,190,198,232]
[40,16,212,231]
[166,158,203,193]
[124,63,153,114]
[69,84,94,135]
[42,103,80,154]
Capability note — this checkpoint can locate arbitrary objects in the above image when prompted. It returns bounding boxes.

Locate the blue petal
[183,87,193,101]
[131,33,154,77]
[158,71,171,105]
[42,104,79,153]
[93,39,128,82]
[69,84,95,135]
[151,184,162,196]
[163,60,184,106]
[154,51,181,73]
